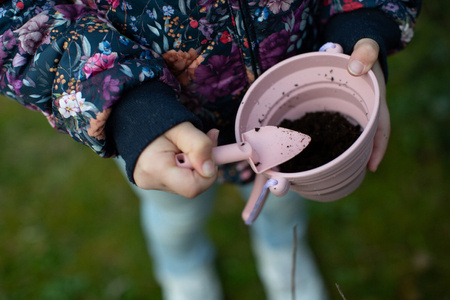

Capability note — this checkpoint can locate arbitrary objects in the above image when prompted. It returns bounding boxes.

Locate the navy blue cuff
[324,8,402,81]
[106,81,202,184]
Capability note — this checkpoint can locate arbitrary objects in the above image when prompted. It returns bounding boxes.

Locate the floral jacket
[0,0,420,183]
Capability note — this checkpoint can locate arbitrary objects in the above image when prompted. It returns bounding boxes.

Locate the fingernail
[212,129,220,142]
[202,160,216,177]
[348,60,364,76]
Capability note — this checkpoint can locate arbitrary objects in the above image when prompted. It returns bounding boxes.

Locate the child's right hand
[133,122,219,198]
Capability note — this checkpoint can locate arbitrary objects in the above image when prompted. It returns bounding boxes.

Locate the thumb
[348,38,380,76]
[206,128,220,147]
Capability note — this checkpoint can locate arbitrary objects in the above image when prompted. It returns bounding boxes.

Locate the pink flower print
[107,0,120,9]
[342,0,363,12]
[83,52,118,79]
[383,3,399,13]
[267,0,294,14]
[9,78,23,94]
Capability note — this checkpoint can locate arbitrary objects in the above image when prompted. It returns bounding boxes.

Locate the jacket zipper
[234,0,260,78]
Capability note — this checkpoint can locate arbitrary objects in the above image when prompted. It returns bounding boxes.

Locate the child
[0,0,421,299]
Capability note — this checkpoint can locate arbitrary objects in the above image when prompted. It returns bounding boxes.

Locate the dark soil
[278,111,362,172]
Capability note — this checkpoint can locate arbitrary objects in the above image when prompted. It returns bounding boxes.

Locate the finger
[367,68,390,172]
[134,138,216,197]
[166,122,217,178]
[348,38,380,76]
[149,160,216,198]
[162,164,217,198]
[367,126,390,172]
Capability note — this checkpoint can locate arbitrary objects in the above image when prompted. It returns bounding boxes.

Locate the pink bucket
[236,51,380,202]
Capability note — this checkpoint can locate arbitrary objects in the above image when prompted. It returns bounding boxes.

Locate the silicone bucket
[235,52,380,202]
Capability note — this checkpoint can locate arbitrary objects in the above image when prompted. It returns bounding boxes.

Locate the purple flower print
[79,0,99,10]
[6,72,22,94]
[259,0,294,14]
[0,48,7,65]
[228,0,239,10]
[12,53,27,67]
[194,52,246,102]
[160,67,181,92]
[259,30,290,70]
[0,30,16,69]
[0,29,17,50]
[101,75,120,104]
[383,3,399,13]
[0,67,6,89]
[14,14,50,55]
[198,0,215,9]
[198,18,215,40]
[54,4,87,21]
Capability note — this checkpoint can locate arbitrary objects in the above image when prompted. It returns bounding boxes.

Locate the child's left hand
[347,38,390,172]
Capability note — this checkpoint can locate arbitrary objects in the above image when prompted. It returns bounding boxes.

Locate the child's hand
[133,122,219,198]
[347,38,390,172]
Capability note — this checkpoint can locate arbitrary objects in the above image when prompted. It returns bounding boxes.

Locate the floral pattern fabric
[322,0,420,45]
[0,0,420,179]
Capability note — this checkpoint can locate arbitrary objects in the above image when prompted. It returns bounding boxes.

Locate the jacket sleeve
[319,1,422,79]
[0,0,199,167]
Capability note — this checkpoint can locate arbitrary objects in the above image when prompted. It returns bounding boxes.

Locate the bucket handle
[242,175,290,225]
[319,42,344,54]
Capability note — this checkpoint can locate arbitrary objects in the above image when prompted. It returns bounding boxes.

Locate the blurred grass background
[1,2,449,299]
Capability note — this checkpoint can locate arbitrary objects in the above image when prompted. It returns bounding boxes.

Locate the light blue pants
[115,158,326,300]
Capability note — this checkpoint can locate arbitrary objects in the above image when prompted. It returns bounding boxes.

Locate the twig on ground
[291,225,298,300]
[335,283,347,300]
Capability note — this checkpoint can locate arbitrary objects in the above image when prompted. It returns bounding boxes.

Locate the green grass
[1,2,450,299]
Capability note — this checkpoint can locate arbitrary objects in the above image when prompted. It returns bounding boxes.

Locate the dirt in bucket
[278,111,362,172]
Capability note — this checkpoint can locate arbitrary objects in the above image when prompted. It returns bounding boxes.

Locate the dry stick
[335,283,347,300]
[291,225,298,300]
